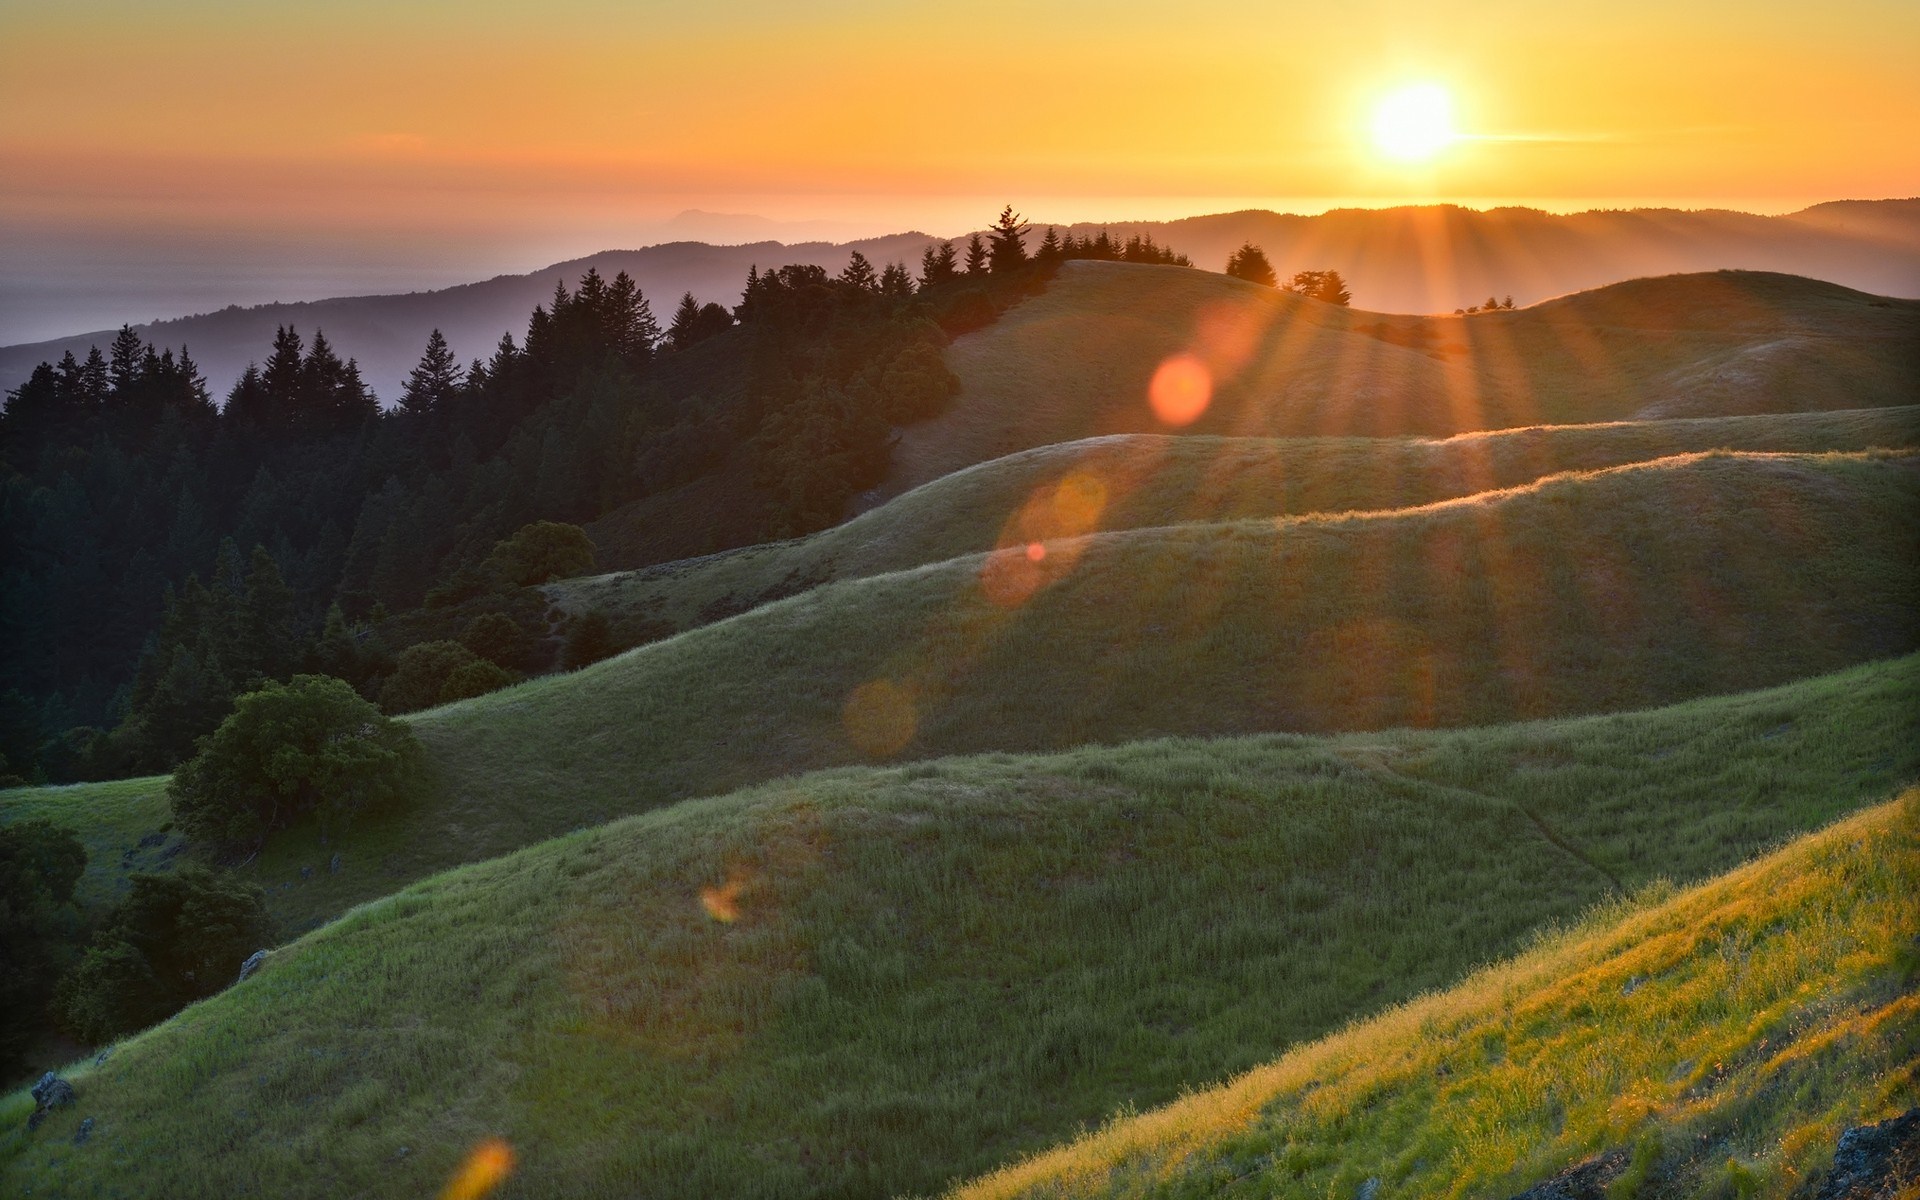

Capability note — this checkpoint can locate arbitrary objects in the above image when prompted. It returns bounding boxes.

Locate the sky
[2,0,1917,342]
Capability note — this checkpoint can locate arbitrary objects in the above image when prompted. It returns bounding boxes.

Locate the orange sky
[0,0,1916,341]
[4,0,1916,232]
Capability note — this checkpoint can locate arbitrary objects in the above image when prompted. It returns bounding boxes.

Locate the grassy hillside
[556,406,1920,635]
[3,667,1915,1199]
[952,794,1919,1200]
[12,450,1912,937]
[878,262,1919,502]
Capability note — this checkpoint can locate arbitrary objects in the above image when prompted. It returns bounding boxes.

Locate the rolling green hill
[3,664,1915,1199]
[10,450,1914,938]
[951,793,1919,1200]
[877,262,1920,503]
[554,406,1920,636]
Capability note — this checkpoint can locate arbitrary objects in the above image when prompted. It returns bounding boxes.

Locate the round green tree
[169,674,425,851]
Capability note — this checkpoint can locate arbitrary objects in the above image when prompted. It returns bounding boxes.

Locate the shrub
[57,866,270,1044]
[484,521,597,588]
[0,820,86,1064]
[439,658,516,704]
[561,611,618,670]
[378,641,479,714]
[878,341,960,423]
[169,675,425,851]
[459,611,530,669]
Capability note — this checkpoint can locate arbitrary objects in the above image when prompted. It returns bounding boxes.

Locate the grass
[7,450,1917,938]
[1,662,1915,1198]
[553,406,1920,635]
[948,793,1919,1200]
[879,262,1919,503]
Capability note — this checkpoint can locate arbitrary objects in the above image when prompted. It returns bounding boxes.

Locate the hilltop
[876,263,1920,502]
[6,200,1917,403]
[3,665,1914,1198]
[575,406,1920,619]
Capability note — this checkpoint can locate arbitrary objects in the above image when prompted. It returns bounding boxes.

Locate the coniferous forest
[0,213,1183,788]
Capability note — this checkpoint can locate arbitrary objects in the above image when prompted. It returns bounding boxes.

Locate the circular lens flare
[1148,354,1212,426]
[1371,84,1457,162]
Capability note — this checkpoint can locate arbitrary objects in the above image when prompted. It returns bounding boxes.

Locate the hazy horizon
[2,192,1907,346]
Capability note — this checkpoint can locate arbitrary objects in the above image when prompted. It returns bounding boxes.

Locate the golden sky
[4,0,1917,237]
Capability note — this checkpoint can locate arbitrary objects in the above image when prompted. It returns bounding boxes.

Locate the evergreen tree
[399,329,463,419]
[1225,242,1278,287]
[878,261,915,301]
[841,250,880,293]
[964,233,989,276]
[668,292,703,351]
[107,326,145,399]
[1037,227,1062,262]
[920,241,960,288]
[988,206,1029,273]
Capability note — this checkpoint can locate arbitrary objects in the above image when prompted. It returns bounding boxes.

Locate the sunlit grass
[951,793,1919,1200]
[1,664,1914,1197]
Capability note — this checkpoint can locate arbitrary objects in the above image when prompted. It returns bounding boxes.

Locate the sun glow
[1371,84,1458,162]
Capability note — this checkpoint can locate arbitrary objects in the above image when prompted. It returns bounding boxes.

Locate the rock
[299,865,313,880]
[1507,1150,1627,1200]
[73,1117,94,1145]
[93,1048,112,1067]
[237,949,269,983]
[1357,1178,1381,1200]
[1814,1107,1920,1199]
[26,1072,76,1131]
[329,852,342,874]
[137,831,167,849]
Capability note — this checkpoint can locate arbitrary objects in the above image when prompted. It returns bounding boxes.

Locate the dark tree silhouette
[399,329,463,419]
[919,241,959,288]
[963,233,989,276]
[1285,270,1352,306]
[1225,242,1278,287]
[988,205,1029,273]
[841,250,880,293]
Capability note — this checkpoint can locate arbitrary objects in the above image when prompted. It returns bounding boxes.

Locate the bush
[561,612,618,670]
[439,658,516,704]
[57,866,270,1043]
[484,521,597,588]
[460,611,531,669]
[378,641,479,714]
[878,341,960,423]
[0,820,86,1065]
[169,675,425,851]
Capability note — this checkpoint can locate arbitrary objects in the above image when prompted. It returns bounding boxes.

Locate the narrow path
[1357,758,1627,896]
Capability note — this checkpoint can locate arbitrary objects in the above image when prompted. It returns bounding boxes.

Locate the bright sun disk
[1372,84,1457,162]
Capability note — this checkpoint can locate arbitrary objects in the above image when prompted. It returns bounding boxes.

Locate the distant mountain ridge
[3,200,1916,403]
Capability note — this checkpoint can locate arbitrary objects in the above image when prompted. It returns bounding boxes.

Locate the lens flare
[1025,541,1046,562]
[700,870,748,923]
[440,1139,514,1200]
[842,677,918,757]
[1148,354,1212,426]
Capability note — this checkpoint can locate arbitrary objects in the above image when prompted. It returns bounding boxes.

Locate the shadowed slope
[952,794,1919,1200]
[557,407,1920,634]
[3,667,1914,1199]
[877,262,1920,502]
[207,449,1920,931]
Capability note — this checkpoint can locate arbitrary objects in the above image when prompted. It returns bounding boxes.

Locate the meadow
[952,793,1919,1200]
[2,660,1914,1197]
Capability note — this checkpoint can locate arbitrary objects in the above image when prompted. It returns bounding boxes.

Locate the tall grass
[2,663,1914,1198]
[951,794,1919,1200]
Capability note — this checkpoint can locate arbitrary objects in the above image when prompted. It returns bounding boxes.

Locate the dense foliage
[0,208,1094,785]
[55,866,271,1044]
[168,675,425,850]
[0,819,86,1066]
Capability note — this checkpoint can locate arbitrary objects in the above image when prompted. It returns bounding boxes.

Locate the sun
[1371,84,1458,162]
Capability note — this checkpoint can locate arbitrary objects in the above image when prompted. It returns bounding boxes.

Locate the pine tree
[1037,227,1061,262]
[879,261,915,301]
[964,233,989,276]
[988,206,1029,273]
[400,329,463,419]
[919,241,959,288]
[1225,242,1278,287]
[668,292,702,351]
[841,250,880,293]
[107,326,145,399]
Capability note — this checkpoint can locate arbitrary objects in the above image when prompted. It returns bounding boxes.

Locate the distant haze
[3,200,1917,405]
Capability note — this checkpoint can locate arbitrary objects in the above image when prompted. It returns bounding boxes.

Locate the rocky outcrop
[1506,1151,1627,1200]
[1814,1108,1920,1200]
[26,1072,75,1131]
